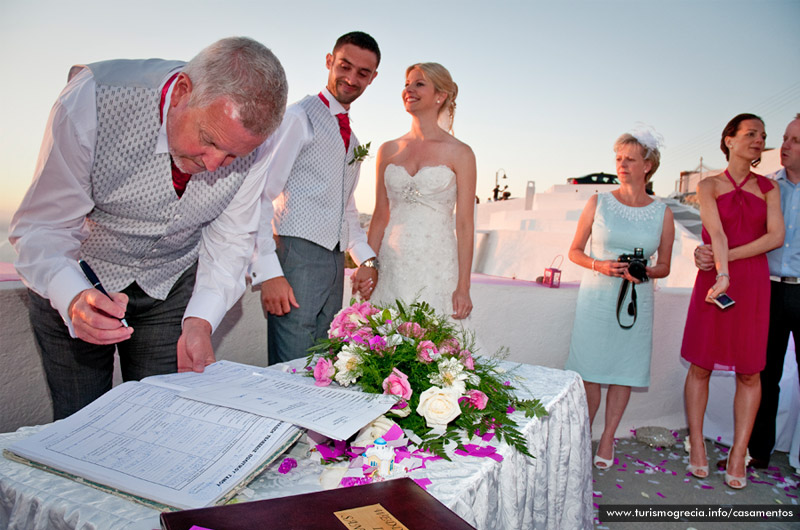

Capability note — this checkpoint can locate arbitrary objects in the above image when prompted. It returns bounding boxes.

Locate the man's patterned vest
[272,95,359,251]
[77,59,256,299]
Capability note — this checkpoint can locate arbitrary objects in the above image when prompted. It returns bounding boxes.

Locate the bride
[355,62,476,319]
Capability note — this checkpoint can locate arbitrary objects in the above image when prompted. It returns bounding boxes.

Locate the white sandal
[685,437,709,479]
[724,447,751,489]
[593,445,615,469]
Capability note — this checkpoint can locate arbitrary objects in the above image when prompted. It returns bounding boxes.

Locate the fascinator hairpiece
[629,123,664,152]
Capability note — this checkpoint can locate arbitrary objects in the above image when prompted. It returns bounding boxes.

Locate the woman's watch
[361,257,380,271]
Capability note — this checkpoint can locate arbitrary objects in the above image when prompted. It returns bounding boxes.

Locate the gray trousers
[28,263,196,420]
[267,236,345,365]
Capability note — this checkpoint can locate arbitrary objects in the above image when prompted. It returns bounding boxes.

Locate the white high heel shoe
[724,448,752,490]
[685,437,709,479]
[593,443,614,469]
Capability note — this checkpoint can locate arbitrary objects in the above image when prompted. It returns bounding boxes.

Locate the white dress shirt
[249,88,374,284]
[9,67,271,334]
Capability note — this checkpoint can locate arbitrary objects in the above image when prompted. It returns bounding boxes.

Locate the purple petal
[316,443,344,460]
[413,478,433,490]
[278,457,298,474]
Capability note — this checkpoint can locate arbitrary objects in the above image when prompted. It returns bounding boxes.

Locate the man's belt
[770,275,800,284]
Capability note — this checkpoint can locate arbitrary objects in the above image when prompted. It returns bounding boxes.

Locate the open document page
[5,381,301,511]
[167,360,399,440]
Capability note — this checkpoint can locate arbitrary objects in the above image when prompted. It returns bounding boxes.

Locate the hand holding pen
[67,260,133,344]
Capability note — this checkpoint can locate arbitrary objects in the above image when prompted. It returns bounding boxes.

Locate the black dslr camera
[617,248,649,283]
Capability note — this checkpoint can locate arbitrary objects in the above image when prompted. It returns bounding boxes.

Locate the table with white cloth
[0,363,592,530]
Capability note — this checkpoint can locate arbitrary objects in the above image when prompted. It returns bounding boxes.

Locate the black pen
[78,259,129,327]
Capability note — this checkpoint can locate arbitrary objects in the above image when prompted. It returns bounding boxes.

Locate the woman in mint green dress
[564,128,674,469]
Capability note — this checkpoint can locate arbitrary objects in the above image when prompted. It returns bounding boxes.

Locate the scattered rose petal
[316,442,345,460]
[278,457,297,474]
[413,478,432,490]
[340,476,373,488]
[454,444,503,462]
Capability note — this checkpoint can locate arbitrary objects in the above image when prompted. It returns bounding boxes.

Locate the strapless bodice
[383,164,457,216]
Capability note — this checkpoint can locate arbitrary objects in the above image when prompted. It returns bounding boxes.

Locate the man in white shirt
[249,32,380,364]
[9,37,287,419]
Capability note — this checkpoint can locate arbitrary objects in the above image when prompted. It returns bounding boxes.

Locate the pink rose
[439,338,461,355]
[382,368,412,400]
[459,350,474,370]
[313,358,335,387]
[465,389,488,410]
[417,340,438,363]
[397,322,425,339]
[328,302,379,340]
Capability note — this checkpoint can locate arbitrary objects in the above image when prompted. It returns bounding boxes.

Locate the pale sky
[1,0,799,228]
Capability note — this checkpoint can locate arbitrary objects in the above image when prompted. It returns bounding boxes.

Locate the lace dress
[371,164,459,315]
[564,192,666,387]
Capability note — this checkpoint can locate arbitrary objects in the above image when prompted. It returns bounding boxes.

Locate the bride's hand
[451,288,472,320]
[352,266,378,300]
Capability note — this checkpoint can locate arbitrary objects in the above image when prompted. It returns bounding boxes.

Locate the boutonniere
[349,142,371,165]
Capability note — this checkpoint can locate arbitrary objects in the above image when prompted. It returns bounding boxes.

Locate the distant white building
[676,148,782,195]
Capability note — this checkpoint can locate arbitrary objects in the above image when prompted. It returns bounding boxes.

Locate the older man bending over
[10,37,287,419]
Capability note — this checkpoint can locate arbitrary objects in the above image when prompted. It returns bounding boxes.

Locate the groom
[250,31,380,364]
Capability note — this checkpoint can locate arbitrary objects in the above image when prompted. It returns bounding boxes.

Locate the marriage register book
[4,361,398,511]
[3,369,303,511]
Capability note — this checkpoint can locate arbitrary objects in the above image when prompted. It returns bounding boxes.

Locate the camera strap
[616,279,638,329]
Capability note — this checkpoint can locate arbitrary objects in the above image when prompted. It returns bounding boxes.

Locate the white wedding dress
[371,164,459,315]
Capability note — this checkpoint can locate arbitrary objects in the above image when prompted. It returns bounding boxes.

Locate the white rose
[334,351,360,386]
[353,416,398,447]
[416,386,461,428]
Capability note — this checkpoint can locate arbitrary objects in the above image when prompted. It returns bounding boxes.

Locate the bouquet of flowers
[306,299,546,459]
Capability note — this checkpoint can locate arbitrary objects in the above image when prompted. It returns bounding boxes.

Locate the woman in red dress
[681,114,784,489]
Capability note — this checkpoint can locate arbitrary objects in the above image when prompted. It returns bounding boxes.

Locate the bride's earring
[436,99,440,104]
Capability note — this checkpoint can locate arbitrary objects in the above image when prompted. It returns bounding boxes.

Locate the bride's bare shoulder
[378,138,405,159]
[444,136,475,163]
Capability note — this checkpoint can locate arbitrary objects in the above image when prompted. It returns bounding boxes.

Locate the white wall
[0,277,694,441]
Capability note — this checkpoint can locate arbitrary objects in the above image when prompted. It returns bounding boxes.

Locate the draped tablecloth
[0,363,592,530]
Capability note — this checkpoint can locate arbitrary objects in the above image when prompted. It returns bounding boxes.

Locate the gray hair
[183,37,288,137]
[614,133,661,182]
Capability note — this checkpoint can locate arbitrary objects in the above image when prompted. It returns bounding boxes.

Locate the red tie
[318,92,351,151]
[160,73,192,197]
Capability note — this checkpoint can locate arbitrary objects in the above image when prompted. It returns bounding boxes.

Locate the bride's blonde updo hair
[406,62,458,132]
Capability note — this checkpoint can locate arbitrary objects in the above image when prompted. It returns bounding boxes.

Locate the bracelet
[591,259,596,272]
[361,257,380,271]
[716,272,729,280]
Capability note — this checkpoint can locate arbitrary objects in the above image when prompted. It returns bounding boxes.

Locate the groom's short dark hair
[334,31,381,66]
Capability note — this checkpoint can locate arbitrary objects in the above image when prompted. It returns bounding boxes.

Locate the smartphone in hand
[714,293,735,310]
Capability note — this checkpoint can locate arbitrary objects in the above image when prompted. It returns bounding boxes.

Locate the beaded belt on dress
[770,275,800,284]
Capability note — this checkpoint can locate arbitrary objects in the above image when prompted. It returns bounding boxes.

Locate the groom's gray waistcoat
[273,95,359,251]
[77,59,256,299]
